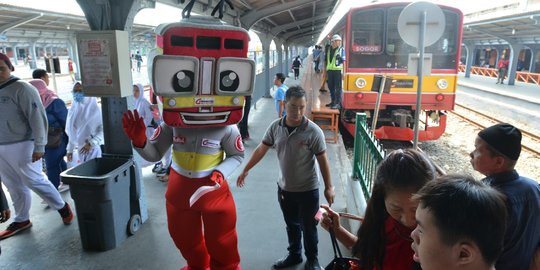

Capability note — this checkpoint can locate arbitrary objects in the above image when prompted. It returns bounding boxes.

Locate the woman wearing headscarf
[65,82,103,164]
[29,79,68,192]
[132,83,161,169]
[133,83,155,140]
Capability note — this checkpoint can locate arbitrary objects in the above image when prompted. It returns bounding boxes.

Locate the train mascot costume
[122,2,255,269]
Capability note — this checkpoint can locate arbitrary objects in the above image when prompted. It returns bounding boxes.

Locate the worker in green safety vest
[325,34,345,110]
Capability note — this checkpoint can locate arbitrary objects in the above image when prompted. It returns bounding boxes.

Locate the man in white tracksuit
[0,53,73,240]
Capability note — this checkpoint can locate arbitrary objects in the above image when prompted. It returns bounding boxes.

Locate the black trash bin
[61,157,139,251]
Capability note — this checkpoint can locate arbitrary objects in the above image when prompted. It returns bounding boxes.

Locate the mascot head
[151,15,255,128]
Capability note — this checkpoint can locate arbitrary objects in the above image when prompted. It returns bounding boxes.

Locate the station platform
[457,73,540,105]
[0,63,354,269]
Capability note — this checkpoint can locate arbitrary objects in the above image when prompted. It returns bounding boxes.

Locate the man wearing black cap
[470,123,540,270]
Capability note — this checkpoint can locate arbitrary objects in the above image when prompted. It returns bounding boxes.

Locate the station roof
[462,6,540,48]
[0,0,340,49]
[0,3,155,48]
[2,1,539,50]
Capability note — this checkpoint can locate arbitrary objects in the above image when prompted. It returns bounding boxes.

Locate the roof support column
[274,40,284,77]
[12,45,19,66]
[76,0,156,223]
[526,45,540,73]
[507,43,523,86]
[283,43,290,76]
[463,43,476,78]
[29,40,38,69]
[76,0,153,155]
[68,37,81,81]
[258,32,272,97]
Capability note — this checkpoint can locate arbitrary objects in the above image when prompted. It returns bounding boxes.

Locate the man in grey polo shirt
[237,86,335,270]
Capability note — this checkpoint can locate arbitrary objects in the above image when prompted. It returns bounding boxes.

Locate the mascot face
[152,16,255,128]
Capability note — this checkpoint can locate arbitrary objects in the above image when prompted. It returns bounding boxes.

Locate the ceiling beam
[0,14,44,34]
[282,24,324,41]
[270,14,328,37]
[240,0,318,29]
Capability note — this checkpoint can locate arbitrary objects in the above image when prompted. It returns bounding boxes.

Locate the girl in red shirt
[321,149,436,270]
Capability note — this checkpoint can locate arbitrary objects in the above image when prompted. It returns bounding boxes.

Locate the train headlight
[435,94,445,102]
[436,79,448,90]
[167,98,176,107]
[355,78,367,89]
[232,96,241,105]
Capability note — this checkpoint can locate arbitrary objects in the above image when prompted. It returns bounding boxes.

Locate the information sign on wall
[77,30,132,97]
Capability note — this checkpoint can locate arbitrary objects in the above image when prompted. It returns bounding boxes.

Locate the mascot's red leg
[166,171,211,270]
[201,180,241,270]
[166,170,241,270]
[166,202,210,270]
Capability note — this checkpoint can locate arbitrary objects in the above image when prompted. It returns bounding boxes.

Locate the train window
[350,9,383,54]
[386,7,460,70]
[426,11,459,55]
[215,57,255,95]
[152,55,199,96]
[387,7,416,56]
[171,36,194,47]
[225,39,244,50]
[197,36,221,50]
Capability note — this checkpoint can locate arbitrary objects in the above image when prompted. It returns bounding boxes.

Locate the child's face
[133,86,140,98]
[411,205,456,270]
[274,76,280,86]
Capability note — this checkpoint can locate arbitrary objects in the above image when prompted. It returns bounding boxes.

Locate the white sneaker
[58,183,70,193]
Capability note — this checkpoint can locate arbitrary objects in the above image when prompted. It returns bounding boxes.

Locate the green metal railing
[352,113,385,201]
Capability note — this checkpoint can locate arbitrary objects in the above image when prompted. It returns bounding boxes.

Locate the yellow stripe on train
[344,74,457,93]
[163,95,245,109]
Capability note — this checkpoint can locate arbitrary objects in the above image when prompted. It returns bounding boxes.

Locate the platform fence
[352,113,385,201]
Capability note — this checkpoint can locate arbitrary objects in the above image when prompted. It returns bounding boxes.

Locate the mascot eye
[215,57,255,95]
[219,71,239,92]
[173,70,195,92]
[152,55,199,96]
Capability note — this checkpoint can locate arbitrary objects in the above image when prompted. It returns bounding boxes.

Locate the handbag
[325,227,362,270]
[46,127,63,148]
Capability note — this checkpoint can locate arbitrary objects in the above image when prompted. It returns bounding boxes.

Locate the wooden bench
[311,94,340,143]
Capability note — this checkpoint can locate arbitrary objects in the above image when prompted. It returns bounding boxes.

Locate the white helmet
[331,34,342,41]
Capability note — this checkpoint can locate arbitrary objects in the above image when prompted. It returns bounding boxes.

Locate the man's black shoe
[330,104,341,110]
[304,258,322,270]
[325,103,334,107]
[273,255,303,269]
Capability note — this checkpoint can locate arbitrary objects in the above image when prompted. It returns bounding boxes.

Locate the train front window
[386,7,459,70]
[348,9,384,68]
[171,36,194,47]
[224,39,244,50]
[197,36,221,49]
[349,6,460,70]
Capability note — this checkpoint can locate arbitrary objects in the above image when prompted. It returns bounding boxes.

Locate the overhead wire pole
[412,11,427,149]
[398,2,445,149]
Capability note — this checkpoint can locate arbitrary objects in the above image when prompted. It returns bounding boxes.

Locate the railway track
[450,103,540,156]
